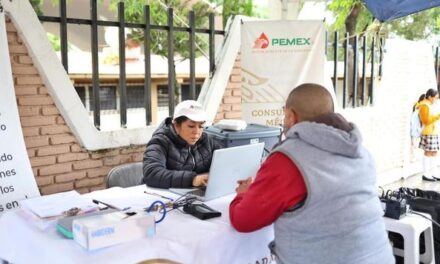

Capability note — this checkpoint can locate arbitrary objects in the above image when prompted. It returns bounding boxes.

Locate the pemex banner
[241,20,326,126]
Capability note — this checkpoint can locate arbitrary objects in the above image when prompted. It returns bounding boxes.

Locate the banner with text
[0,13,40,215]
[241,20,326,126]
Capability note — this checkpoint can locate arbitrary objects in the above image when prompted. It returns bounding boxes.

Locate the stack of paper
[86,186,175,211]
[19,190,99,230]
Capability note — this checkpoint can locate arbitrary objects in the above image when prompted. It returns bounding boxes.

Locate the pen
[92,199,131,211]
[144,191,174,201]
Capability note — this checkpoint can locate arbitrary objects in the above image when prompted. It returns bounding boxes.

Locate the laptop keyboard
[188,187,206,197]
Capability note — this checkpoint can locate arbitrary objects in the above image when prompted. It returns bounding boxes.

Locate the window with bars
[180,84,202,101]
[157,85,169,111]
[89,86,117,111]
[127,85,144,109]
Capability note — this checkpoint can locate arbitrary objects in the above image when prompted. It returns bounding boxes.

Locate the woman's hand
[192,173,208,187]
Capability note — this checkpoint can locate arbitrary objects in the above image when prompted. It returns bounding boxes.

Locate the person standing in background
[418,88,440,181]
[410,94,426,162]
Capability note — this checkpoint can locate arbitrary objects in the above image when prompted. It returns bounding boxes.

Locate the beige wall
[6,17,242,195]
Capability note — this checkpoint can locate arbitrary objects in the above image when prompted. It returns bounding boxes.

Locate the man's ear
[289,108,299,125]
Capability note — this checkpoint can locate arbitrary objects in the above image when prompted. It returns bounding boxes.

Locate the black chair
[106,162,143,188]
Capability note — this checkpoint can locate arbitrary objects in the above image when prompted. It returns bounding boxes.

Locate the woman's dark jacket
[142,117,222,188]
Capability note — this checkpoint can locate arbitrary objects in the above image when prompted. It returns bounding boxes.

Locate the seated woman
[142,100,222,189]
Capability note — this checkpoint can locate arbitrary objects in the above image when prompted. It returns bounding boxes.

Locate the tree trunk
[172,60,181,104]
[345,3,362,40]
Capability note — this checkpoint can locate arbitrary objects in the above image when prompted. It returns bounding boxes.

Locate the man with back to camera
[229,83,394,264]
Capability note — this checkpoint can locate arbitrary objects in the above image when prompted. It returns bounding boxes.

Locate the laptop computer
[169,143,265,201]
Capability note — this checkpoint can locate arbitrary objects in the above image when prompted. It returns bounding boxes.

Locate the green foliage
[387,8,440,40]
[327,0,439,43]
[109,0,211,59]
[29,0,44,16]
[327,0,373,34]
[252,4,269,19]
[208,0,257,27]
[222,0,253,27]
[47,33,61,51]
[327,0,355,30]
[108,0,214,100]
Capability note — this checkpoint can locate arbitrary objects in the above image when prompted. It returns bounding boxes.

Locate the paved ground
[383,173,440,192]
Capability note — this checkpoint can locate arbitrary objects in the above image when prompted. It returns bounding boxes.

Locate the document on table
[20,190,98,218]
[86,186,176,211]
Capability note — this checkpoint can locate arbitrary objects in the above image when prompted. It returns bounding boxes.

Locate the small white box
[72,210,155,250]
[215,119,247,131]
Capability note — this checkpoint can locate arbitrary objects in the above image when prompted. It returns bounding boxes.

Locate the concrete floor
[382,173,440,193]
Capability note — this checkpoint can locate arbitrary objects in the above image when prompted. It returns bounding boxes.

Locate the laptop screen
[169,143,265,201]
[203,142,265,200]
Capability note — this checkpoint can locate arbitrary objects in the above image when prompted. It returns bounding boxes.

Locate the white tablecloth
[0,185,274,264]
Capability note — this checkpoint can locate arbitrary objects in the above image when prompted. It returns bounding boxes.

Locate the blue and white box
[72,210,155,250]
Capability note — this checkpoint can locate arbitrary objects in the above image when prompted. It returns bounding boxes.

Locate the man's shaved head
[286,83,334,122]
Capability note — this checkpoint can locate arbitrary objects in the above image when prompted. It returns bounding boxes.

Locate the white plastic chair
[384,213,435,264]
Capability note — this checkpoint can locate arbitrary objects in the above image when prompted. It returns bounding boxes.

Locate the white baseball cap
[173,100,207,122]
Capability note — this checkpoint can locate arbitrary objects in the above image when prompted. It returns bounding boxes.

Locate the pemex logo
[253,32,312,50]
[253,33,269,49]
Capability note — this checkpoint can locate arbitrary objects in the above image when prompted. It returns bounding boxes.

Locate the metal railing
[436,46,440,90]
[38,0,224,130]
[327,32,384,108]
[328,33,440,108]
[36,1,440,122]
